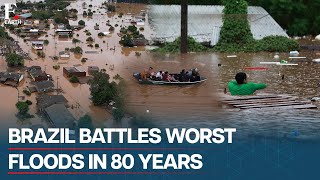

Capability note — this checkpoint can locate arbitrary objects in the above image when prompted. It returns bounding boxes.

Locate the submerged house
[36,94,68,112]
[59,51,70,58]
[27,66,51,81]
[58,32,70,38]
[148,5,288,46]
[33,81,54,93]
[88,66,99,74]
[63,67,86,77]
[0,72,24,87]
[44,104,76,129]
[31,40,44,50]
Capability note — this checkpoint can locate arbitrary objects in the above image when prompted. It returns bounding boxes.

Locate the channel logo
[0,3,22,25]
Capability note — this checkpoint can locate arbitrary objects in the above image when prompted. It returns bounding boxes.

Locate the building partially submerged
[88,66,99,74]
[31,40,44,50]
[148,5,288,46]
[44,104,76,129]
[0,72,24,87]
[33,81,54,93]
[59,51,70,58]
[36,94,68,112]
[27,66,51,81]
[63,67,86,77]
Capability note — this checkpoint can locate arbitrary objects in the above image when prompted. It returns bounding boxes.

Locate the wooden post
[181,0,188,53]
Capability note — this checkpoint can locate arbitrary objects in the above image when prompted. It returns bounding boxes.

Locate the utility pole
[181,0,188,54]
[56,76,59,95]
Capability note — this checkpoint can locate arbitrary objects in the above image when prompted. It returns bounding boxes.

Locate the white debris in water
[227,55,237,58]
[146,110,150,113]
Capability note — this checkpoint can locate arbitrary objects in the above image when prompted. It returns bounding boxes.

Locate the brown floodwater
[1,1,320,139]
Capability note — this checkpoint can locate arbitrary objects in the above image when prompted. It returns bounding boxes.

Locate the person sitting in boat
[162,71,170,81]
[189,68,200,82]
[169,74,178,82]
[186,69,192,81]
[155,71,163,81]
[179,69,187,82]
[228,72,267,96]
[141,67,155,80]
[147,67,155,79]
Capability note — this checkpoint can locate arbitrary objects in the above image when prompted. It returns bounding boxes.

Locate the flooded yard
[0,1,320,139]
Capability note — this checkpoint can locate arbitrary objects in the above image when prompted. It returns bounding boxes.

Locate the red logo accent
[13,15,19,20]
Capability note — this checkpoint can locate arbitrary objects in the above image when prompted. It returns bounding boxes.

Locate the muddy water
[1,2,320,139]
[125,51,320,139]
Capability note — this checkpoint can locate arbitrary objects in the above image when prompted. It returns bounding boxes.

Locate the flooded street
[0,1,320,139]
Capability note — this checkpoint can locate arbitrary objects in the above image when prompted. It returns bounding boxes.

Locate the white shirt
[156,72,163,79]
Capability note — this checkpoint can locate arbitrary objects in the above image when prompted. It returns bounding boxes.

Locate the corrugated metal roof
[148,5,288,46]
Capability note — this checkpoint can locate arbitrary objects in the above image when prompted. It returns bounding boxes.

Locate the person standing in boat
[228,72,267,96]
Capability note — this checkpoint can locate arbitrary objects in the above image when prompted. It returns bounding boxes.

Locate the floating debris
[227,55,237,58]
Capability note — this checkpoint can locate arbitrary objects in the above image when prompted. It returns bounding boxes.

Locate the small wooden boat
[133,72,207,85]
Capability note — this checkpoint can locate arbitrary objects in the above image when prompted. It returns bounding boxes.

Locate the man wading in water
[228,72,267,96]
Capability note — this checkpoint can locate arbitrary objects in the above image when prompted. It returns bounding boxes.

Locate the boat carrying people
[133,68,207,85]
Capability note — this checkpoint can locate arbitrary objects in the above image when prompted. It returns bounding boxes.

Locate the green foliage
[288,19,309,36]
[72,38,81,44]
[86,37,94,42]
[214,0,299,52]
[88,11,94,16]
[54,10,69,25]
[104,4,116,12]
[0,27,11,39]
[154,36,207,53]
[69,75,79,83]
[69,9,78,14]
[109,26,115,31]
[37,51,46,58]
[120,35,134,47]
[88,71,118,106]
[74,46,83,54]
[44,40,49,45]
[153,0,320,36]
[95,44,100,48]
[98,32,105,37]
[31,10,54,20]
[217,0,253,46]
[119,25,146,47]
[215,36,299,52]
[53,64,60,70]
[7,24,15,31]
[23,90,31,96]
[5,53,24,67]
[25,100,32,105]
[258,36,299,52]
[78,115,94,130]
[16,101,29,115]
[128,25,138,33]
[78,20,86,26]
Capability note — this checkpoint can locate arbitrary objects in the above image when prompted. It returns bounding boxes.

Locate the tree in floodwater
[16,101,29,115]
[88,70,118,106]
[5,53,24,67]
[78,115,94,130]
[217,0,253,45]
